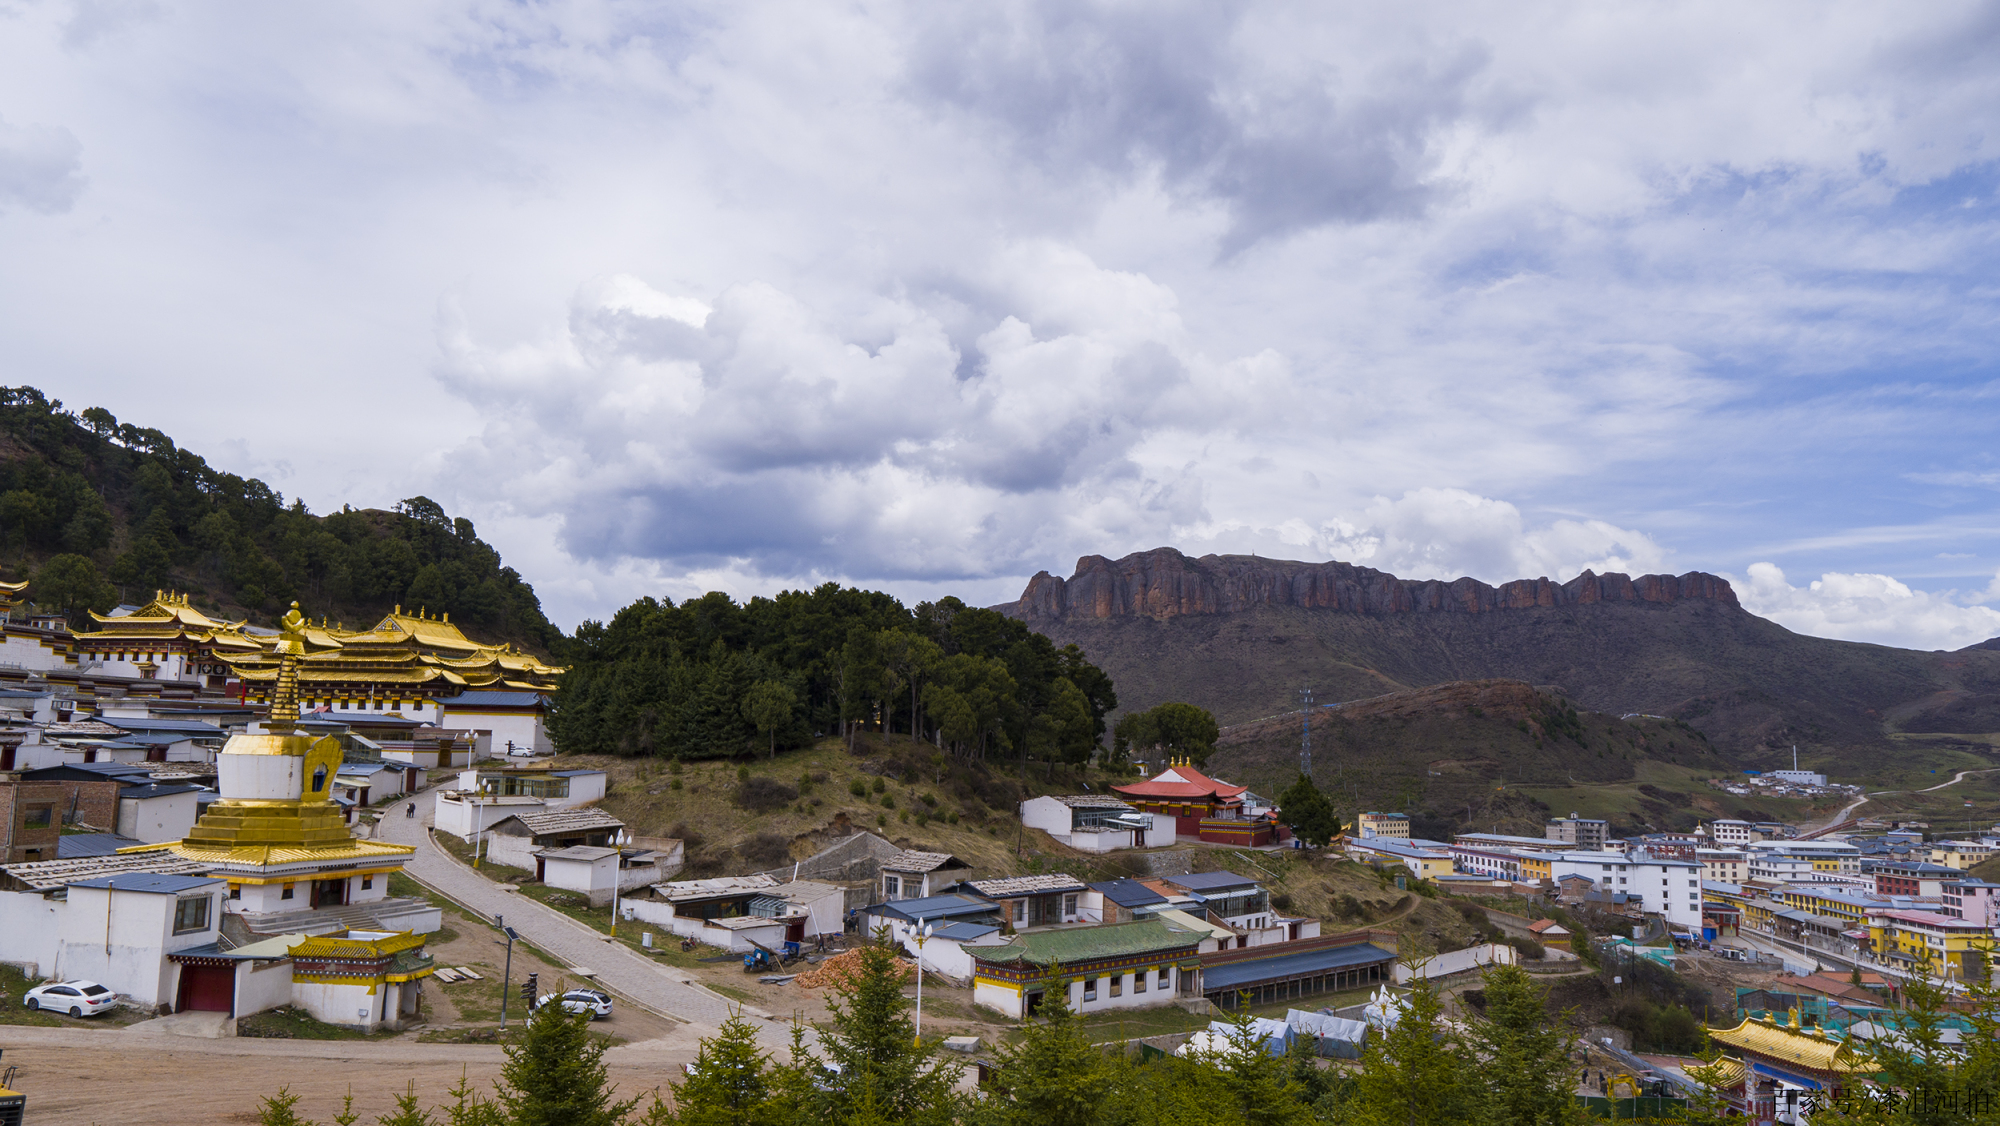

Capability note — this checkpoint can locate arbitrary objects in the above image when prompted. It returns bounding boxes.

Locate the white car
[533,988,612,1019]
[25,980,118,1017]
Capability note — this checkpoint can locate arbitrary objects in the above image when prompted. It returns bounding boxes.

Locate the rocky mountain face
[1006,546,1737,622]
[997,547,2000,776]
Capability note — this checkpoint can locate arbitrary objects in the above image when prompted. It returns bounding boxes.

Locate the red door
[177,965,234,1013]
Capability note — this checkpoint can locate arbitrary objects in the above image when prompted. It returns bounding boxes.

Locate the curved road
[375,790,793,1043]
[1817,766,2000,831]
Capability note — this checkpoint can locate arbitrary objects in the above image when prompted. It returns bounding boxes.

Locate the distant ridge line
[1000,546,1737,623]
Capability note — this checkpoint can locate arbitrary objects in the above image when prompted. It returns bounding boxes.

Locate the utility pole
[496,916,521,1030]
[1299,687,1314,781]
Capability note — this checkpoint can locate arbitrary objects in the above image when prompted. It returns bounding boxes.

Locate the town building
[1157,870,1321,946]
[1942,878,2000,925]
[1864,908,1993,980]
[1548,851,1702,930]
[1018,794,1153,851]
[432,765,608,840]
[1355,811,1409,839]
[70,592,265,689]
[1706,819,1756,846]
[1111,761,1276,844]
[1199,932,1398,1010]
[1345,836,1454,880]
[1697,848,1748,884]
[877,850,972,901]
[625,873,838,951]
[1084,878,1169,924]
[1868,860,1959,899]
[430,691,553,757]
[1545,813,1608,850]
[972,918,1202,1019]
[1928,839,1996,870]
[955,875,1091,929]
[1451,831,1574,854]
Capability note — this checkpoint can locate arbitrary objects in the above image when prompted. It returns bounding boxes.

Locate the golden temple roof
[1708,1015,1875,1075]
[212,603,560,692]
[83,591,244,632]
[0,579,26,596]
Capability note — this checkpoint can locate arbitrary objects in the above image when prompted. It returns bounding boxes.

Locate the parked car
[532,988,613,1019]
[24,980,118,1017]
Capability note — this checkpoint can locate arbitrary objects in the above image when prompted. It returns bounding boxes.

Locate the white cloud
[0,116,84,214]
[1735,562,2000,651]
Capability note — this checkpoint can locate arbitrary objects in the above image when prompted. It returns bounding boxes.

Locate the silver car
[533,988,612,1019]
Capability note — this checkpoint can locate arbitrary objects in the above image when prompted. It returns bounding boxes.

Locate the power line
[1299,686,1314,781]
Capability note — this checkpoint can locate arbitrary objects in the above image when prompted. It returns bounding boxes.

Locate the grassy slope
[1209,679,1772,836]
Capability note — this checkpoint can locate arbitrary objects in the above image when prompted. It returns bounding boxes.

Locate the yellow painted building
[1930,842,1996,871]
[1518,854,1552,883]
[1864,909,1994,980]
[1778,888,1871,926]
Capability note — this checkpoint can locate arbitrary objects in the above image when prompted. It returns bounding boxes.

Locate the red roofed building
[1111,760,1276,845]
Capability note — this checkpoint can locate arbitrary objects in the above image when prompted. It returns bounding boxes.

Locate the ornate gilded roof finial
[268,601,309,734]
[1788,1008,1800,1030]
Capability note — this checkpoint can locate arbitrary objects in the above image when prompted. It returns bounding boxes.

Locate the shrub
[921,793,937,807]
[670,777,683,791]
[1509,936,1546,960]
[872,777,886,794]
[797,773,814,794]
[668,823,705,851]
[899,810,910,823]
[736,776,800,813]
[739,832,791,868]
[946,811,959,824]
[876,814,887,829]
[1271,893,1294,911]
[914,810,929,827]
[737,766,751,785]
[849,779,868,797]
[669,759,683,775]
[881,793,895,809]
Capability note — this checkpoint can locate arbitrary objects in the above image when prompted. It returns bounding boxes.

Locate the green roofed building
[971,917,1202,1019]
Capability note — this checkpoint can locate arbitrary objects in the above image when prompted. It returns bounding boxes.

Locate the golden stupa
[134,603,416,868]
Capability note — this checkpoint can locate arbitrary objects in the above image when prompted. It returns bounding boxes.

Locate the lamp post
[496,916,521,1030]
[911,918,933,1047]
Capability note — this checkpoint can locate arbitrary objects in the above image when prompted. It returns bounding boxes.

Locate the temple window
[281,883,295,900]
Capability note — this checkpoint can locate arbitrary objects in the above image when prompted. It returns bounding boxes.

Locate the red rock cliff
[1002,547,1736,622]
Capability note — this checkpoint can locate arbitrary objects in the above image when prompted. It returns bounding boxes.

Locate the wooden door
[177,966,234,1013]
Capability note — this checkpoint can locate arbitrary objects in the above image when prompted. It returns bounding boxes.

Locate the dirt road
[0,1024,709,1125]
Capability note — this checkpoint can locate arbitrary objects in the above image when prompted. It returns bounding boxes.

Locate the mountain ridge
[997,547,2000,776]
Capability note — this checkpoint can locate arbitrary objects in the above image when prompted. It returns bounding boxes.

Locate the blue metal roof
[1201,943,1397,992]
[549,769,605,778]
[68,873,221,894]
[438,691,548,707]
[1090,878,1168,908]
[57,833,144,858]
[930,921,1001,942]
[862,893,1001,922]
[1170,870,1259,892]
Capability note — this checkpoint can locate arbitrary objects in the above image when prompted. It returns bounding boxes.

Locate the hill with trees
[552,591,1117,765]
[0,385,560,652]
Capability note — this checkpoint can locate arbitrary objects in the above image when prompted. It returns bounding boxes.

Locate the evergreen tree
[257,1087,319,1126]
[975,972,1133,1126]
[494,997,640,1126]
[377,1082,436,1126]
[1465,964,1585,1126]
[1203,1001,1316,1126]
[660,1011,783,1126]
[1346,977,1474,1126]
[1276,774,1343,847]
[804,943,964,1125]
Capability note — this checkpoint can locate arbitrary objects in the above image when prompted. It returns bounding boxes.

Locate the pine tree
[661,1011,783,1126]
[257,1087,320,1126]
[440,1070,502,1126]
[1276,774,1343,847]
[377,1082,435,1126]
[1465,964,1585,1126]
[1346,977,1474,1126]
[974,972,1133,1126]
[804,943,964,1126]
[1203,1001,1316,1126]
[494,997,640,1126]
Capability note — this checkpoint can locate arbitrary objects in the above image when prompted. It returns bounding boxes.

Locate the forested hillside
[553,591,1118,763]
[0,385,560,652]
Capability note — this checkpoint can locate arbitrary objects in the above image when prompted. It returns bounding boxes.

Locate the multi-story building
[1864,909,1994,980]
[1545,813,1608,851]
[1746,853,1816,883]
[1941,879,2000,925]
[1452,831,1574,853]
[1450,843,1524,882]
[1929,840,1996,870]
[1344,836,1453,880]
[1706,819,1755,846]
[1355,811,1409,839]
[1697,848,1748,884]
[1869,861,1959,899]
[1549,851,1702,930]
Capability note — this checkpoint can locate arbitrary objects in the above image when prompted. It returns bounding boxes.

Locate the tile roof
[497,807,626,836]
[974,918,1203,967]
[1,850,208,891]
[966,874,1087,897]
[1111,764,1247,802]
[881,850,967,873]
[1047,794,1135,809]
[652,874,780,902]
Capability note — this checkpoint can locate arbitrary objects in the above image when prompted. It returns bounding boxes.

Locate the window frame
[172,894,212,935]
[22,803,53,830]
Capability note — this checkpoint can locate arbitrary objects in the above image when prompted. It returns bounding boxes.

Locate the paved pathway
[376,790,786,1042]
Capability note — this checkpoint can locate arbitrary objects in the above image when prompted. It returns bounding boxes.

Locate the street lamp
[497,917,521,1030]
[911,918,933,1047]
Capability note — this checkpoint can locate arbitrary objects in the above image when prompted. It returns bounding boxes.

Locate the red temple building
[1111,760,1280,846]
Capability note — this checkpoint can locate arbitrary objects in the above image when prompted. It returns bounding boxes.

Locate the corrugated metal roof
[1090,878,1169,908]
[69,873,222,894]
[1200,943,1396,991]
[1167,870,1259,892]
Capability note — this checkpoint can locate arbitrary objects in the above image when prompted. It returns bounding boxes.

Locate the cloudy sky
[5,2,2000,649]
